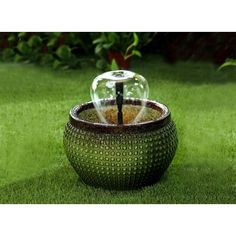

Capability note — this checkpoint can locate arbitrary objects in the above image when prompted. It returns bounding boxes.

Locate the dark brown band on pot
[69,99,171,133]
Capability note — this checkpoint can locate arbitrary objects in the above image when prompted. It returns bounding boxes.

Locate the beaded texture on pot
[64,119,178,190]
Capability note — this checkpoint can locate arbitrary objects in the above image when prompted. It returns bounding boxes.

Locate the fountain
[64,70,178,190]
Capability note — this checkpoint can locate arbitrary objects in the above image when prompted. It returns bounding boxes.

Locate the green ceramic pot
[64,99,178,190]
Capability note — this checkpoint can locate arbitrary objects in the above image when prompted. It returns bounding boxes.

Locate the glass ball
[90,70,149,124]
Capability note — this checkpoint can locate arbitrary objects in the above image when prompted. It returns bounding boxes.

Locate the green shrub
[92,32,156,70]
[218,58,236,70]
[0,32,93,70]
[0,32,155,71]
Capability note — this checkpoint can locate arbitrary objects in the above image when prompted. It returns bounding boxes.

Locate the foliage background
[1,32,236,70]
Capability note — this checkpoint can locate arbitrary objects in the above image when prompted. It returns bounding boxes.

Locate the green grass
[0,56,235,203]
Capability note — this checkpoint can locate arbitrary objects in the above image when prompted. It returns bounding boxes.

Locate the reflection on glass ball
[90,70,149,124]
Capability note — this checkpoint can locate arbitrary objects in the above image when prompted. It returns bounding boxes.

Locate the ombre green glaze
[64,99,178,190]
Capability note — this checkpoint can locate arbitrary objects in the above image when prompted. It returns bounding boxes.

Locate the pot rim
[69,99,171,133]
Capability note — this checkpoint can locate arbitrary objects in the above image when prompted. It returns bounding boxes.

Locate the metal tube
[115,82,124,125]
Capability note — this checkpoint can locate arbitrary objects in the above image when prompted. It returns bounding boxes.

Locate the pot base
[64,99,178,190]
[64,119,177,190]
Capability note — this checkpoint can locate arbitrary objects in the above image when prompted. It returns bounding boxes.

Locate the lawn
[0,55,235,203]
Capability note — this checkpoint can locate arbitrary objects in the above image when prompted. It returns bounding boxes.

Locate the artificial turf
[0,55,235,203]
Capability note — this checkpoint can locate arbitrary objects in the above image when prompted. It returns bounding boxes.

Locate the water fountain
[64,70,178,190]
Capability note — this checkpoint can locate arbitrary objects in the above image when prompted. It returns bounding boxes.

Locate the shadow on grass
[0,163,234,204]
[133,56,236,85]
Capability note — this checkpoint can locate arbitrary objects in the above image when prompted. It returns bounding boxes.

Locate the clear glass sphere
[90,70,149,124]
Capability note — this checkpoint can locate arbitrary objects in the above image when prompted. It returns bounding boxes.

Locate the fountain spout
[115,82,124,125]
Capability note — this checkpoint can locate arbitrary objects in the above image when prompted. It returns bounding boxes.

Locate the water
[90,70,149,124]
[78,105,161,124]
